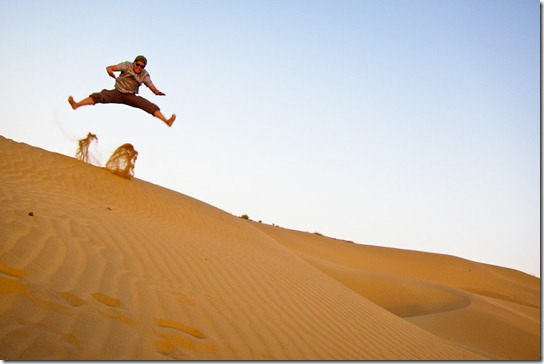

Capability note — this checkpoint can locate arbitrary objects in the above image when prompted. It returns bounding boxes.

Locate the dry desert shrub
[105,143,138,180]
[76,132,98,164]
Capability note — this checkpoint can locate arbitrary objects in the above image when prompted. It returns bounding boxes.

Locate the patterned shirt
[114,61,154,94]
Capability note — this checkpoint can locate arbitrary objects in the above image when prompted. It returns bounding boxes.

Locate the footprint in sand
[153,318,214,358]
[18,318,81,348]
[155,319,207,339]
[59,291,87,307]
[0,276,28,294]
[0,261,28,279]
[0,262,87,312]
[0,262,28,294]
[92,292,136,326]
[92,292,125,308]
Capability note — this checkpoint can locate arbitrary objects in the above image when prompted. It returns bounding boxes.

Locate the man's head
[133,55,147,73]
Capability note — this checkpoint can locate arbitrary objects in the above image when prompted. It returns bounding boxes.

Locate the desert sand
[0,135,539,360]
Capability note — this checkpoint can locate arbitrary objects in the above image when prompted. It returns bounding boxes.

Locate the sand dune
[252,223,540,359]
[0,135,539,360]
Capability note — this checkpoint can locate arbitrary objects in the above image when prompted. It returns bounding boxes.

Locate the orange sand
[0,136,539,360]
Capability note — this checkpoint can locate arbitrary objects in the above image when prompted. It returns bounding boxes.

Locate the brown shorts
[90,89,159,115]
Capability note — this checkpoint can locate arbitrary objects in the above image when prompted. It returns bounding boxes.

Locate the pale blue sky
[0,0,540,276]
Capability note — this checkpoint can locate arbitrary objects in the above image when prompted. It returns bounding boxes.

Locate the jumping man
[68,55,176,127]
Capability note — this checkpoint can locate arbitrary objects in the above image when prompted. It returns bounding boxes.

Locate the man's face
[133,61,146,74]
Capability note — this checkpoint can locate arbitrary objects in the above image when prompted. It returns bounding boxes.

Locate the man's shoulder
[116,61,132,70]
[141,69,152,82]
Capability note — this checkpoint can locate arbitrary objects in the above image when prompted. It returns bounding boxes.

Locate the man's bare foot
[68,96,77,110]
[166,114,176,127]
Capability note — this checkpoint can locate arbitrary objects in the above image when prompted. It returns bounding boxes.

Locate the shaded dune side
[406,296,541,360]
[303,255,472,317]
[250,222,541,360]
[0,136,482,360]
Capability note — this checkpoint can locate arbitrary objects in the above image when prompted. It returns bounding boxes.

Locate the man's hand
[150,85,166,96]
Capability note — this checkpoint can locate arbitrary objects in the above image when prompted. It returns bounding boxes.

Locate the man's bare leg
[153,110,176,127]
[68,96,95,110]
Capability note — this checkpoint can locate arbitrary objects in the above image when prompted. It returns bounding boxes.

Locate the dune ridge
[0,136,539,360]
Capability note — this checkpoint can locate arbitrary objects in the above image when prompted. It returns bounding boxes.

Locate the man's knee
[128,95,159,115]
[90,89,121,104]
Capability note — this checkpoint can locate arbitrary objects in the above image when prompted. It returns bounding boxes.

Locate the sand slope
[252,223,540,359]
[0,136,539,360]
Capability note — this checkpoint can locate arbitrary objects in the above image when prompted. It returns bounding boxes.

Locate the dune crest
[0,136,539,360]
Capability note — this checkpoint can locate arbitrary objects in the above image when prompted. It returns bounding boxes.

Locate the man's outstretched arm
[149,84,166,96]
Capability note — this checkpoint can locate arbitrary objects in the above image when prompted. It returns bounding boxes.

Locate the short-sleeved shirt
[114,61,154,94]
